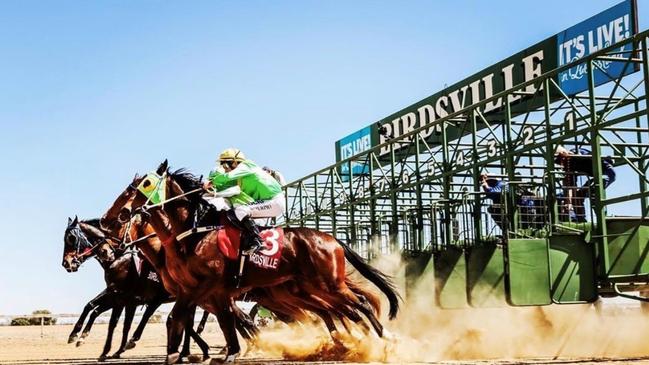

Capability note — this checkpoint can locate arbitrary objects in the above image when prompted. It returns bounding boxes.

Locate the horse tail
[335,238,400,320]
[346,278,382,317]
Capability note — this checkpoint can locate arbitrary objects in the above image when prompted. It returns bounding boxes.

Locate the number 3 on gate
[260,229,280,256]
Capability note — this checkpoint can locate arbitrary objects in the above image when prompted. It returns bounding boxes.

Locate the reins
[141,187,204,212]
[118,216,158,250]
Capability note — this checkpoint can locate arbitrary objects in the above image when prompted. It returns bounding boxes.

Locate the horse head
[63,217,114,272]
[62,216,82,272]
[101,160,205,236]
[100,160,169,232]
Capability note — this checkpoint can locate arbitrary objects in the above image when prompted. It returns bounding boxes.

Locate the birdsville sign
[335,0,638,173]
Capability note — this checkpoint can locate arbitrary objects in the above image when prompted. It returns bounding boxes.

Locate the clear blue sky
[0,1,646,314]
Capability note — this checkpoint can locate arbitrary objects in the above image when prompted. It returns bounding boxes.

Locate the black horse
[62,216,210,362]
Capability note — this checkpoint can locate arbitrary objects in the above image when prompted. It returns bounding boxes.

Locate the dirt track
[2,322,649,365]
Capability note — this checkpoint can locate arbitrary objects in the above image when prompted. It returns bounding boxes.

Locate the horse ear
[72,216,79,226]
[67,217,72,226]
[156,159,168,175]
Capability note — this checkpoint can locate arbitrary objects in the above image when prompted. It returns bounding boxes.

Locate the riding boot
[241,217,263,256]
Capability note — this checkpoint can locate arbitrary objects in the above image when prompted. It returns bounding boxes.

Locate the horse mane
[79,220,106,241]
[81,218,101,228]
[170,168,203,193]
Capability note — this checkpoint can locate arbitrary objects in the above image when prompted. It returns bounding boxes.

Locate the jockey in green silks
[203,148,286,255]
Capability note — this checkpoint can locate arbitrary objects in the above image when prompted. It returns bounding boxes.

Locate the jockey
[204,148,286,255]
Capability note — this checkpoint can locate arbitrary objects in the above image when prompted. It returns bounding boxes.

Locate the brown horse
[99,205,262,362]
[63,217,212,362]
[109,188,387,357]
[100,161,400,363]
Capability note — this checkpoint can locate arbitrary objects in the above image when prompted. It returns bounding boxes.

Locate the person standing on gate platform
[480,173,507,229]
[480,173,538,229]
[203,148,286,255]
[555,146,616,223]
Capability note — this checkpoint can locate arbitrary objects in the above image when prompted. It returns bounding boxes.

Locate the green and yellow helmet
[218,148,246,163]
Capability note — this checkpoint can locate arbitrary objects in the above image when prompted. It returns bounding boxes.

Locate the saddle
[214,220,284,270]
[178,201,284,269]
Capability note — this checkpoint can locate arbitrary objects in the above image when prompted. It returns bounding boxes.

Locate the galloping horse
[100,161,400,363]
[109,208,382,344]
[62,217,212,362]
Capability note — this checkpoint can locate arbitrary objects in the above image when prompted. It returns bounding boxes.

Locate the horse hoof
[166,352,181,365]
[223,352,239,363]
[97,355,107,362]
[125,339,137,350]
[75,339,85,347]
[110,352,122,359]
[67,334,78,344]
[187,354,205,363]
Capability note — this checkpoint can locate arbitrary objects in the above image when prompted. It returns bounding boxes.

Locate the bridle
[66,224,106,263]
[117,215,157,250]
[108,171,204,249]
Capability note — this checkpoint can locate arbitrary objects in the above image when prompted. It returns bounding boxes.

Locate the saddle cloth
[217,226,284,270]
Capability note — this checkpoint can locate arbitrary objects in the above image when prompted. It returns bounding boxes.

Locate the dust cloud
[249,254,649,362]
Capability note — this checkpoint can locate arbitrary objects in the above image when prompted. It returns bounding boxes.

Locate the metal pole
[505,98,518,234]
[330,169,337,236]
[587,59,610,277]
[298,183,304,227]
[543,78,559,229]
[369,152,378,258]
[441,120,452,247]
[314,175,320,230]
[390,143,399,253]
[640,37,649,216]
[471,109,482,243]
[348,160,357,247]
[415,134,424,250]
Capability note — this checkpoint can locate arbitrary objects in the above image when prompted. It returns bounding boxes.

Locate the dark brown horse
[97,200,266,363]
[100,161,400,363]
[62,217,211,362]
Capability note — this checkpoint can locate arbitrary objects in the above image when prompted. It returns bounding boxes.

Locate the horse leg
[111,303,136,358]
[68,290,108,344]
[354,294,384,337]
[232,302,258,340]
[282,291,343,341]
[126,299,164,350]
[214,305,241,363]
[196,309,209,334]
[98,305,123,362]
[185,313,211,362]
[336,314,353,334]
[179,305,195,358]
[334,288,379,336]
[77,301,112,347]
[165,300,189,365]
[231,303,258,356]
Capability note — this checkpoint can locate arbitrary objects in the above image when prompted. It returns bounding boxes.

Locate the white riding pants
[234,193,286,221]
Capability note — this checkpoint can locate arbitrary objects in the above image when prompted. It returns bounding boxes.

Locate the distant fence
[0,312,170,327]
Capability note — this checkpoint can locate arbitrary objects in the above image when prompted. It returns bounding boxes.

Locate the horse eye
[67,235,77,244]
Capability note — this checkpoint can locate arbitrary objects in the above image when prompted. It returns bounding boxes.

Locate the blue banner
[557,0,637,95]
[337,126,372,175]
